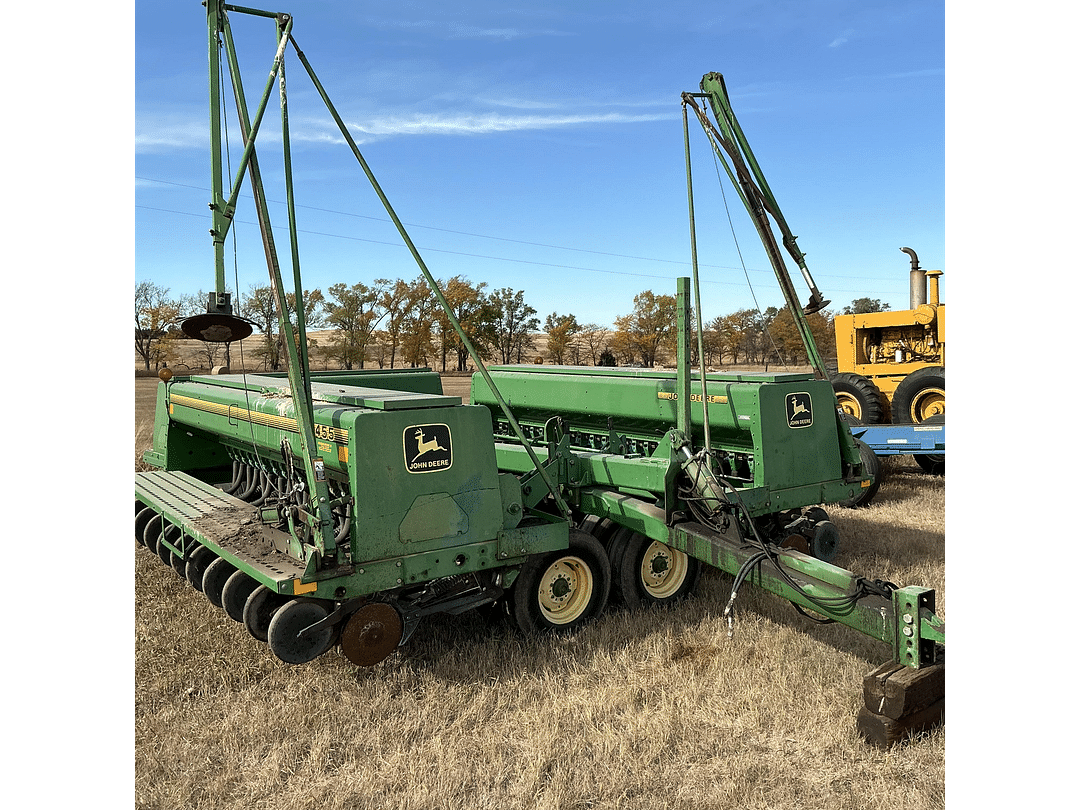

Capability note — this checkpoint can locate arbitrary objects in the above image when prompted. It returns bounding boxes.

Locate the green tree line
[136,276,863,373]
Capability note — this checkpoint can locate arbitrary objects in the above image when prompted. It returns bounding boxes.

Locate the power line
[135,176,910,296]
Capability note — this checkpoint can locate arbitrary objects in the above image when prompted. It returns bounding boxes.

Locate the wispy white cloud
[829,29,855,48]
[137,102,672,152]
[345,110,671,139]
[368,16,572,42]
[135,120,207,152]
[886,68,944,79]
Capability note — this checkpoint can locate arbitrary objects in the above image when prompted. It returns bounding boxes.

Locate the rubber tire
[243,585,290,642]
[509,528,611,634]
[170,547,188,579]
[142,514,163,556]
[892,366,945,424]
[267,599,335,664]
[578,515,619,552]
[831,373,885,425]
[221,570,261,622]
[158,524,182,569]
[839,438,881,508]
[185,545,216,592]
[609,527,701,608]
[135,505,154,547]
[201,557,237,609]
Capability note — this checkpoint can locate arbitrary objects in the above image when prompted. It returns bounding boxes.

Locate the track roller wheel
[839,438,881,508]
[267,599,336,664]
[608,526,701,607]
[201,557,237,609]
[135,505,154,547]
[243,585,290,642]
[509,528,610,634]
[831,373,885,424]
[340,602,404,667]
[892,366,944,424]
[185,545,216,591]
[221,570,261,622]
[142,514,163,555]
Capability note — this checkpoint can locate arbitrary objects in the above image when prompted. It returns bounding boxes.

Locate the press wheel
[142,514,162,555]
[202,557,237,609]
[221,570,261,622]
[243,585,290,642]
[185,545,216,591]
[267,600,336,664]
[158,524,182,569]
[135,506,155,547]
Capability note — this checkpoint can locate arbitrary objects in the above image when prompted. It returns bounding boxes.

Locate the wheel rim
[909,387,945,422]
[835,392,862,420]
[537,555,594,625]
[639,541,689,599]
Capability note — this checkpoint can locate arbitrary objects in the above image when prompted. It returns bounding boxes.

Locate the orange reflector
[291,579,317,595]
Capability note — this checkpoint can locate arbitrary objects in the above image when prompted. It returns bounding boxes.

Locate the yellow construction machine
[830,247,944,426]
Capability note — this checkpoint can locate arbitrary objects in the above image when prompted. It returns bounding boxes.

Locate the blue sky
[135,0,945,328]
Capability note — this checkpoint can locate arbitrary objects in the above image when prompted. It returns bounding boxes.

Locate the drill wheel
[135,506,155,547]
[142,514,163,556]
[221,570,261,623]
[202,557,237,609]
[158,524,182,569]
[267,600,336,664]
[185,545,216,591]
[243,586,289,642]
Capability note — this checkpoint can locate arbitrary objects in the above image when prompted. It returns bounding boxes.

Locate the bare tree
[242,285,323,370]
[491,288,540,364]
[577,323,610,366]
[135,281,180,371]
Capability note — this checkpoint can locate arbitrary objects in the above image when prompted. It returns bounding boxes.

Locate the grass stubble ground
[134,375,944,810]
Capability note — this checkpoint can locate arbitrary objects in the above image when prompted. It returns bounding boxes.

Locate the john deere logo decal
[786,393,813,428]
[404,424,452,473]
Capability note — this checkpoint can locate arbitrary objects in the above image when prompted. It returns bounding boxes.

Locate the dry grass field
[135,373,944,810]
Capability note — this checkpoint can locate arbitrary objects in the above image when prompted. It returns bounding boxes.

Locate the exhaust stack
[901,247,926,309]
[926,270,943,307]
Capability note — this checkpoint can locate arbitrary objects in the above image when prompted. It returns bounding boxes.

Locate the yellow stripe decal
[657,391,729,404]
[169,393,349,443]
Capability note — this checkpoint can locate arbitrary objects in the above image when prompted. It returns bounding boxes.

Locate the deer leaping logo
[786,392,813,428]
[411,428,448,462]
